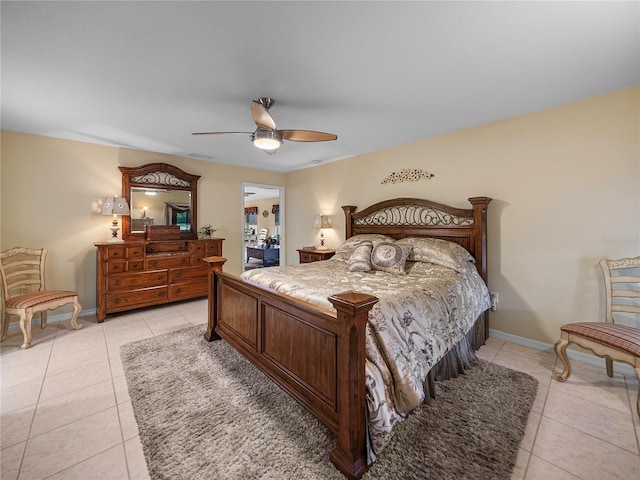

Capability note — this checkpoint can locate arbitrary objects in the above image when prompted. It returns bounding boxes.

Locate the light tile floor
[1,299,639,479]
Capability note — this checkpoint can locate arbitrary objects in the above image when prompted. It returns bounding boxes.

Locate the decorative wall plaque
[381,168,434,184]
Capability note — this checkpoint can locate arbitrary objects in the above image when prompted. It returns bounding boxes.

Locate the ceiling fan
[192,98,338,154]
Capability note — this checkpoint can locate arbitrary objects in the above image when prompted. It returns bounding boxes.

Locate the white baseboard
[489,328,636,377]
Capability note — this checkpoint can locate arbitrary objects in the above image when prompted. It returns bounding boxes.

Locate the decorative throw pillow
[370,241,411,275]
[348,242,373,272]
[396,237,474,272]
[334,234,396,261]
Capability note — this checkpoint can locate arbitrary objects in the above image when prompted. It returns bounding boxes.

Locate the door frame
[241,182,285,272]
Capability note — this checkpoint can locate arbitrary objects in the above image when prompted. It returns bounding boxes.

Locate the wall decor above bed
[381,168,434,184]
[203,195,491,479]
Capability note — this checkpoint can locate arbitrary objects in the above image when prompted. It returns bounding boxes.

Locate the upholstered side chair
[0,247,82,349]
[553,256,640,417]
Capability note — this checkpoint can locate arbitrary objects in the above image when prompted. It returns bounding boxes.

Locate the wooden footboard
[202,196,491,479]
[203,263,377,479]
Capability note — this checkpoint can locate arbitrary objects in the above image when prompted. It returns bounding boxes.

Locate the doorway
[241,182,285,272]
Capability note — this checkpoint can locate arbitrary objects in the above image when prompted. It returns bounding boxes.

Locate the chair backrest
[0,247,47,302]
[599,256,640,323]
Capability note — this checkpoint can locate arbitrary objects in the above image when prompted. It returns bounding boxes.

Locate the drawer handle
[176,288,182,294]
[148,247,155,252]
[157,291,165,298]
[151,261,158,267]
[176,273,182,279]
[157,275,164,280]
[114,298,121,304]
[114,280,121,286]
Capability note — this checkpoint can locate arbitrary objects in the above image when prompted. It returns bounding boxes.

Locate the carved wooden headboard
[342,197,491,283]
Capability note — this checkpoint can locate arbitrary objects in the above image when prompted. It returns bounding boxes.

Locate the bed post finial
[342,205,357,239]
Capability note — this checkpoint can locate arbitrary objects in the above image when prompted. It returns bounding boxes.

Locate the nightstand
[297,248,336,264]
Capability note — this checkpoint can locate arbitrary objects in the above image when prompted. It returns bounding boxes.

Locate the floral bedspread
[240,257,490,453]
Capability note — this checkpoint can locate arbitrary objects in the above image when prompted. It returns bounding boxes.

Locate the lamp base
[107,227,123,242]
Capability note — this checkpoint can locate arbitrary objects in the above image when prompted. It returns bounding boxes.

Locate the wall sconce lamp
[101,196,130,242]
[313,214,331,250]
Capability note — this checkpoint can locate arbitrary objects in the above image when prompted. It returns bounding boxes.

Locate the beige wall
[2,87,637,346]
[286,87,640,345]
[0,132,286,313]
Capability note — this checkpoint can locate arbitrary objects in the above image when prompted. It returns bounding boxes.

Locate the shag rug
[121,326,538,480]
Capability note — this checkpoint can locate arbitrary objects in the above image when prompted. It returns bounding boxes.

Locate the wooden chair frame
[0,247,82,348]
[554,256,640,417]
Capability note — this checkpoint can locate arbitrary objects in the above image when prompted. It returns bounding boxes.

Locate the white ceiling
[2,1,638,173]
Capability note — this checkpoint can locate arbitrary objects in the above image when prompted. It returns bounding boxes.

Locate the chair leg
[18,311,33,349]
[69,299,83,330]
[40,311,47,329]
[1,312,8,342]
[606,358,613,377]
[553,337,573,382]
[635,367,640,418]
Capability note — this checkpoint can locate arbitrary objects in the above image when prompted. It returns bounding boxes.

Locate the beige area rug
[121,326,537,480]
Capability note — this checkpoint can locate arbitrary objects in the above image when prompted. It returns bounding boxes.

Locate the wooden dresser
[95,238,223,322]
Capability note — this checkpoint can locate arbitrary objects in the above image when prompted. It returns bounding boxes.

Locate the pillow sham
[334,234,396,261]
[370,241,411,275]
[396,237,474,272]
[347,241,373,272]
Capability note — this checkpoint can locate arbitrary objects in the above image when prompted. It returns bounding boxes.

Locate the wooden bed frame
[203,196,491,479]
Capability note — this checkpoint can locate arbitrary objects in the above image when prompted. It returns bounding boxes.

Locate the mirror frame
[119,163,200,241]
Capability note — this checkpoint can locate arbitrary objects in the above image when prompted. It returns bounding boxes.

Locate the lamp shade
[313,215,331,229]
[101,196,130,216]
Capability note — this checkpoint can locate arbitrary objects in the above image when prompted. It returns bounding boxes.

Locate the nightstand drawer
[298,249,336,264]
[299,252,315,263]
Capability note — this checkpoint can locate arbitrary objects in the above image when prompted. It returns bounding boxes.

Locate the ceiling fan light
[252,129,282,150]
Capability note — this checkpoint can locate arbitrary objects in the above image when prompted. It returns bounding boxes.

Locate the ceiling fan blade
[191,131,252,136]
[279,130,338,142]
[251,101,277,130]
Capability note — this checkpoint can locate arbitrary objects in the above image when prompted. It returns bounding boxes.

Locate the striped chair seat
[6,290,79,310]
[553,256,640,418]
[560,322,640,357]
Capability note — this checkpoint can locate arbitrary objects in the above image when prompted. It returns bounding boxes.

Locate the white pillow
[334,234,395,261]
[396,237,474,272]
[370,241,411,275]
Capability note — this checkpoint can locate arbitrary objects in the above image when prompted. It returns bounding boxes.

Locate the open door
[241,183,285,272]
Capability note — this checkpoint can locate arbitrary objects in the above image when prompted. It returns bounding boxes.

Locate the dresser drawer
[106,261,126,274]
[145,254,190,269]
[169,280,208,301]
[187,242,205,256]
[128,260,144,272]
[107,270,168,291]
[171,266,208,282]
[146,241,187,254]
[105,247,126,260]
[127,246,145,258]
[106,286,168,310]
[205,241,222,256]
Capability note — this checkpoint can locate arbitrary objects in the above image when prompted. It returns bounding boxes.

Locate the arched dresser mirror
[119,163,200,241]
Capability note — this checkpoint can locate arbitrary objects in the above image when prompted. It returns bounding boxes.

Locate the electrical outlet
[490,292,498,311]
